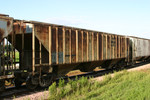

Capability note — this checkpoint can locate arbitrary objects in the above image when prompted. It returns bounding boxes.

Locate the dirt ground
[14,63,150,100]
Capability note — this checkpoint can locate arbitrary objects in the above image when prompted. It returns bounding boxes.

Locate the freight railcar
[0,14,150,91]
[129,37,150,62]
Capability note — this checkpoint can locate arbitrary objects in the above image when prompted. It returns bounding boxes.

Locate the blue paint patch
[58,52,63,63]
[52,52,56,63]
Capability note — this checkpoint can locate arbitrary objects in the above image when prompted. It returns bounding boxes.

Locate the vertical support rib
[32,25,35,75]
[76,30,78,62]
[105,35,107,59]
[13,31,16,69]
[81,31,83,62]
[115,35,117,59]
[3,40,5,75]
[6,36,8,70]
[22,32,24,70]
[63,28,65,63]
[97,33,99,60]
[92,32,94,61]
[56,27,58,64]
[87,32,89,61]
[125,37,127,58]
[11,31,14,70]
[0,42,1,73]
[69,29,71,63]
[39,42,42,65]
[120,37,122,58]
[109,35,111,59]
[49,26,52,65]
[39,39,42,76]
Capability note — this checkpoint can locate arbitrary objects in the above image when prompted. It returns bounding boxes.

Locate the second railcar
[129,36,150,62]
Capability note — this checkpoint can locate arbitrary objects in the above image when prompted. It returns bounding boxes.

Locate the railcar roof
[13,19,150,40]
[20,20,126,37]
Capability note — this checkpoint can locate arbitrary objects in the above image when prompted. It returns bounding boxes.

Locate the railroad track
[1,61,150,99]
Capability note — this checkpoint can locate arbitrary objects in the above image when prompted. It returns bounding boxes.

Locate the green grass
[4,51,19,62]
[48,69,150,100]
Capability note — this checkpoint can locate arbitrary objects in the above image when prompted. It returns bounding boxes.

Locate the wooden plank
[49,26,52,65]
[32,25,35,75]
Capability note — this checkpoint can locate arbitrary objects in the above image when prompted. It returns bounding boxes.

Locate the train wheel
[39,74,53,87]
[26,77,38,90]
[0,80,5,92]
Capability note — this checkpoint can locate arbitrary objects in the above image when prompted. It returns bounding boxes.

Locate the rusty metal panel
[88,32,92,61]
[117,36,120,58]
[83,31,87,62]
[111,35,115,59]
[94,32,97,60]
[103,34,107,60]
[0,16,13,41]
[114,35,117,59]
[134,38,150,57]
[76,30,78,62]
[120,37,122,57]
[71,30,76,63]
[65,29,70,63]
[107,35,111,59]
[78,31,83,62]
[97,33,99,60]
[51,27,57,64]
[121,37,125,58]
[13,21,32,34]
[99,33,103,60]
[124,37,127,57]
[34,25,49,51]
[58,27,63,64]
[62,28,65,64]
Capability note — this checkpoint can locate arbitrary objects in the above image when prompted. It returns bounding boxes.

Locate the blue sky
[1,0,150,39]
